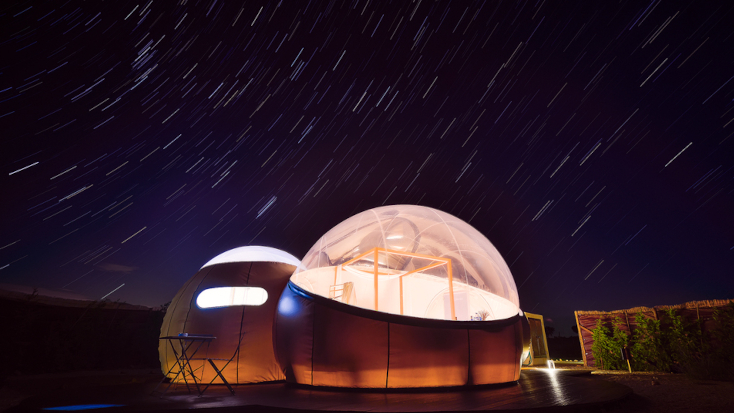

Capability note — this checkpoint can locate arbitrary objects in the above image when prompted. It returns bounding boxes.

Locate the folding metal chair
[198,331,246,395]
[154,334,215,396]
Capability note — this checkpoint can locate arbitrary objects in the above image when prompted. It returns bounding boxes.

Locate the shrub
[711,303,734,360]
[666,309,703,372]
[629,312,670,371]
[591,317,628,370]
[682,303,734,381]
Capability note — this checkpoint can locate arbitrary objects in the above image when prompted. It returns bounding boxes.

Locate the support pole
[374,248,379,311]
[399,277,403,315]
[447,260,456,320]
[575,311,588,367]
[697,303,703,349]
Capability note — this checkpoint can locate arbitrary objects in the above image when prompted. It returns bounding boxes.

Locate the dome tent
[159,246,299,384]
[275,205,529,388]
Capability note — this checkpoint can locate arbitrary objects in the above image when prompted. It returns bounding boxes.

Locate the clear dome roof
[291,205,520,321]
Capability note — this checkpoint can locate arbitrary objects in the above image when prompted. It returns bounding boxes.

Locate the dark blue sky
[1,0,732,334]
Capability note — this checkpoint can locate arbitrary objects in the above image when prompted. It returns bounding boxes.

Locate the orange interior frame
[338,247,456,320]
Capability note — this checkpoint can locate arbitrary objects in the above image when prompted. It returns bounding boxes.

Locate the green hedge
[591,303,734,380]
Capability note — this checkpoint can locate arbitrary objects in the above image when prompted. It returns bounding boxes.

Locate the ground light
[42,405,124,411]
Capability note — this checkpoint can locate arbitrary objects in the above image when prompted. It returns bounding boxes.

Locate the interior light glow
[278,294,298,316]
[196,287,268,308]
[200,245,300,269]
[291,205,521,321]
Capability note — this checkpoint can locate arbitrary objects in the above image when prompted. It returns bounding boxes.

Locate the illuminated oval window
[196,287,268,309]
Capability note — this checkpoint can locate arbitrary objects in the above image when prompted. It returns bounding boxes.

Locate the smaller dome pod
[275,205,526,388]
[160,246,299,385]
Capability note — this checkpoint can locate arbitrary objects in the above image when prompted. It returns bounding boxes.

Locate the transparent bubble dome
[291,205,520,321]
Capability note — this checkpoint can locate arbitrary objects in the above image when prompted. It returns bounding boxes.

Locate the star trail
[1,0,733,332]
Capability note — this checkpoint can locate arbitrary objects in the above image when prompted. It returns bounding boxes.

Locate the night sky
[2,0,733,334]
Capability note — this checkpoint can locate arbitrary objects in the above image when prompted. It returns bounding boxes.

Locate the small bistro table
[155,334,234,396]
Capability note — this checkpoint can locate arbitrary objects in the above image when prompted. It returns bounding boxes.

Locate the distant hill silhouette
[0,285,155,310]
[0,287,164,381]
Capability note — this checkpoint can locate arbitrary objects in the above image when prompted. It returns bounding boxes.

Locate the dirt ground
[0,370,164,412]
[589,370,734,413]
[3,368,734,412]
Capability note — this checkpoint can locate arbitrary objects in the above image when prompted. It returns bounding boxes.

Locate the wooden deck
[12,369,631,412]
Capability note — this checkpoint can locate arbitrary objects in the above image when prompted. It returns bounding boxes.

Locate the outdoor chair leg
[203,359,235,395]
[153,342,191,396]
